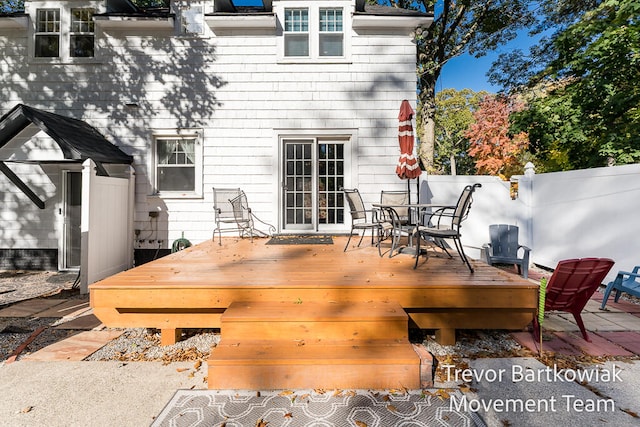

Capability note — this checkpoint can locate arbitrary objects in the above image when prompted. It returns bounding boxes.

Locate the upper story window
[319,8,343,57]
[284,8,309,57]
[32,6,95,60]
[70,9,95,57]
[280,2,349,62]
[35,9,60,57]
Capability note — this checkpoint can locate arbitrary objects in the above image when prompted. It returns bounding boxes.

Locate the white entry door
[61,170,82,270]
[282,138,348,232]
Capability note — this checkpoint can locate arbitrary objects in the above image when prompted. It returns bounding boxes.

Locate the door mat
[152,389,486,427]
[266,235,334,245]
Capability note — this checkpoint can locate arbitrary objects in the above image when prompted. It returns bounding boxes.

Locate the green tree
[434,88,487,175]
[0,0,23,13]
[378,0,536,174]
[493,0,640,169]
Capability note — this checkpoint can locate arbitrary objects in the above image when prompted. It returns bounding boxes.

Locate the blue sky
[438,53,501,93]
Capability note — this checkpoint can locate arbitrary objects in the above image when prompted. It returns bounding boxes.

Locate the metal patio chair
[533,257,615,342]
[482,224,531,279]
[213,188,244,244]
[413,183,482,272]
[213,187,275,244]
[343,188,392,256]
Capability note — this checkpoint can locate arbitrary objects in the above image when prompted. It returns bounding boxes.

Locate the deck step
[220,300,409,342]
[207,300,426,390]
[208,340,421,390]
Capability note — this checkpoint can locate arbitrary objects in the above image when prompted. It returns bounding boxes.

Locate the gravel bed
[85,328,220,362]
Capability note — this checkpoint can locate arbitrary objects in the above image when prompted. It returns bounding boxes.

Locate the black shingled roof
[0,104,133,164]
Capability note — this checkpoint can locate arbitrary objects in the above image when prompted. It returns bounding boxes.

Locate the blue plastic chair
[600,266,640,309]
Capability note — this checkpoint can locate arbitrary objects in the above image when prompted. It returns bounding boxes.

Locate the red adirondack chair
[534,257,615,342]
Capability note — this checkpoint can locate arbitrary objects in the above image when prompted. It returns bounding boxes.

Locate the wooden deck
[90,236,538,346]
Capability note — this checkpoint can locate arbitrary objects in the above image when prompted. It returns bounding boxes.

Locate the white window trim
[151,129,203,199]
[27,1,103,63]
[277,0,351,64]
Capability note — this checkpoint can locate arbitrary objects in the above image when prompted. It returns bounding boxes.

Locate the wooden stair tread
[222,300,407,322]
[209,340,420,365]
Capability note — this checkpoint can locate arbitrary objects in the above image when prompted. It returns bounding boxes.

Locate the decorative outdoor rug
[266,235,334,245]
[151,389,486,427]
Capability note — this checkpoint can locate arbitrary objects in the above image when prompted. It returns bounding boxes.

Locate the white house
[0,0,432,290]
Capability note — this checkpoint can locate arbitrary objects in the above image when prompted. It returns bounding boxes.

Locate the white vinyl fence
[80,160,135,293]
[420,163,640,283]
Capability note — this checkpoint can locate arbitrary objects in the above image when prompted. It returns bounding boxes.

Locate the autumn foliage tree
[466,95,529,179]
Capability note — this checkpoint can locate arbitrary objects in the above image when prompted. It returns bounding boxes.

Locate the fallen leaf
[279,390,294,396]
[255,418,269,427]
[387,404,398,412]
[355,421,367,427]
[176,368,188,372]
[20,406,33,414]
[284,413,293,418]
[194,360,202,370]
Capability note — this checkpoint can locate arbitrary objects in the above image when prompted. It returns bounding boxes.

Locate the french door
[282,138,348,232]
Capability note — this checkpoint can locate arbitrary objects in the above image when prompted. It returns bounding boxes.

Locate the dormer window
[280,2,349,62]
[35,9,60,57]
[33,6,95,60]
[319,8,343,56]
[70,9,95,57]
[284,8,309,56]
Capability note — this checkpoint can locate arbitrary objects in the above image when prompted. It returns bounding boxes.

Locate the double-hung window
[156,137,196,193]
[281,3,348,61]
[284,8,309,57]
[319,8,343,57]
[154,132,202,197]
[35,9,60,57]
[70,9,94,57]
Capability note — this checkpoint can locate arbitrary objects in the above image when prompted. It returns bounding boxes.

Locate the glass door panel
[282,138,346,232]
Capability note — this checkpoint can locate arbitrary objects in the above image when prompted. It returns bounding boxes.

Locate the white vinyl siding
[0,0,421,245]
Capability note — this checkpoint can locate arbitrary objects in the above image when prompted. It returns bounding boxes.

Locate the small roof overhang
[93,13,175,29]
[0,13,28,29]
[205,13,276,30]
[353,4,433,30]
[0,104,133,209]
[0,104,133,165]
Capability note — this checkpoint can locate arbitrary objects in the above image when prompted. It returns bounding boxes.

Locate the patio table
[373,203,451,255]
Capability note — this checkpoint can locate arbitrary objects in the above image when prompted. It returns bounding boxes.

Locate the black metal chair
[482,224,531,278]
[413,183,482,272]
[343,188,392,256]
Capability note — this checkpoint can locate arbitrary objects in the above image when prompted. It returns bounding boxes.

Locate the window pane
[37,9,60,32]
[70,35,94,57]
[320,34,343,56]
[157,167,195,192]
[35,35,59,57]
[285,35,309,56]
[320,8,342,32]
[284,9,308,32]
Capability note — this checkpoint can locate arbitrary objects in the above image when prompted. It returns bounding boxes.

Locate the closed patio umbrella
[396,99,422,202]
